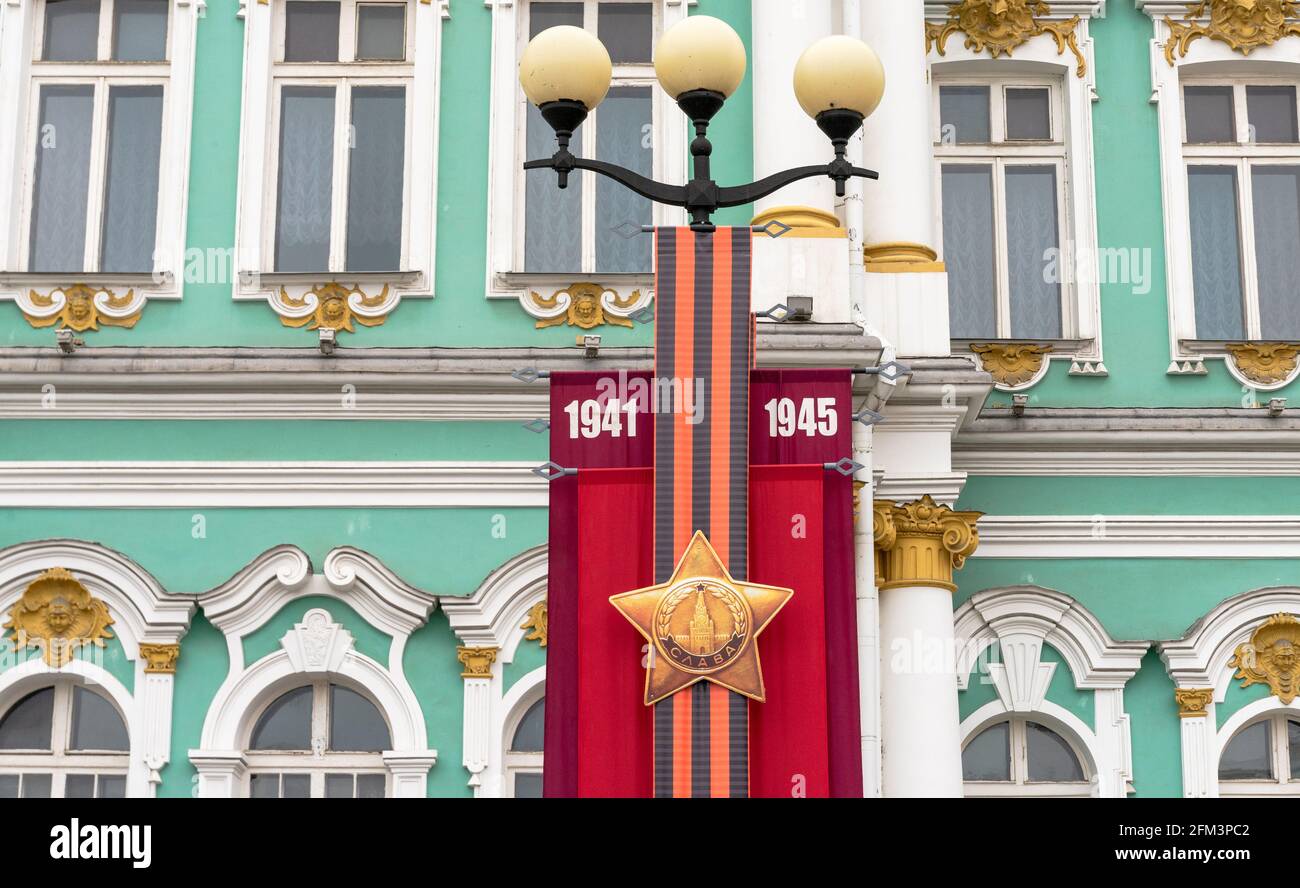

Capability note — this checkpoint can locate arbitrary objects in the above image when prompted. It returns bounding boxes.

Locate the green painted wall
[504,637,546,693]
[958,475,1300,517]
[403,610,473,797]
[958,643,1094,730]
[0,635,134,694]
[1125,652,1183,798]
[244,596,392,668]
[160,612,228,797]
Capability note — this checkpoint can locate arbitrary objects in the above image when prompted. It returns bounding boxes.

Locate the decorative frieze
[1162,0,1300,64]
[525,282,647,330]
[971,343,1054,388]
[926,1,1088,77]
[1230,613,1300,704]
[520,601,548,648]
[139,643,181,674]
[1174,687,1214,718]
[21,285,143,332]
[873,496,982,592]
[3,568,115,667]
[457,645,499,679]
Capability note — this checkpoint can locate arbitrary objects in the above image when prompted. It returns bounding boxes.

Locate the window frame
[503,692,544,798]
[1218,712,1300,797]
[961,716,1094,799]
[0,681,130,799]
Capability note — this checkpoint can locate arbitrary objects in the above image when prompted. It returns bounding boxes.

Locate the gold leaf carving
[874,496,982,592]
[139,642,180,674]
[4,568,115,668]
[520,601,548,648]
[1230,614,1300,704]
[23,285,141,332]
[529,283,635,330]
[1174,687,1215,718]
[279,283,391,333]
[456,645,499,679]
[1163,0,1300,64]
[926,1,1087,77]
[1226,342,1300,385]
[971,343,1054,387]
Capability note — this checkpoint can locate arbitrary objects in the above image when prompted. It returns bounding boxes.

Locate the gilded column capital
[456,646,499,680]
[874,496,982,592]
[1174,687,1215,718]
[139,643,180,674]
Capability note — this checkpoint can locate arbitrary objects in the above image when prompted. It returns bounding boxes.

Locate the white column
[383,752,439,798]
[751,0,835,226]
[190,752,247,798]
[853,427,880,797]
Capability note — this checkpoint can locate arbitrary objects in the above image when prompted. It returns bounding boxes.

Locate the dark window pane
[525,104,582,271]
[98,775,126,798]
[101,85,164,273]
[511,698,545,752]
[595,86,652,273]
[70,686,129,751]
[1006,87,1051,141]
[962,722,1010,781]
[942,164,997,338]
[1289,721,1300,780]
[347,86,406,271]
[1188,166,1245,339]
[1252,166,1300,339]
[530,1,583,36]
[325,773,354,798]
[285,1,340,62]
[940,86,990,144]
[113,0,168,61]
[0,688,54,750]
[249,774,280,798]
[276,86,336,272]
[0,775,17,798]
[1247,86,1298,143]
[250,685,313,750]
[598,3,652,64]
[1220,720,1272,780]
[356,4,405,60]
[281,774,311,798]
[1026,721,1084,781]
[1185,86,1236,143]
[356,774,386,798]
[330,685,390,752]
[43,0,100,61]
[29,85,95,273]
[513,772,543,798]
[1005,165,1062,339]
[65,774,96,798]
[22,774,52,798]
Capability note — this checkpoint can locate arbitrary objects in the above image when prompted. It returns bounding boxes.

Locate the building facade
[1,0,1300,798]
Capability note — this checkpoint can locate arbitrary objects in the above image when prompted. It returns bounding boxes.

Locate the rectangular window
[935,80,1067,340]
[1182,81,1300,340]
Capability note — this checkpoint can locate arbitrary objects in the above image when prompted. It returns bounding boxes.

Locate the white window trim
[961,709,1097,798]
[0,680,131,798]
[0,0,201,322]
[483,0,691,323]
[501,669,543,797]
[1217,710,1300,796]
[232,0,446,323]
[1140,1,1300,381]
[926,3,1106,377]
[954,585,1147,798]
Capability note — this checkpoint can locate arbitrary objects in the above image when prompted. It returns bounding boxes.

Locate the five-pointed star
[609,531,793,705]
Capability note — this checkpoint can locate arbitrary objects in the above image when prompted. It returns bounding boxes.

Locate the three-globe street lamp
[519,15,886,231]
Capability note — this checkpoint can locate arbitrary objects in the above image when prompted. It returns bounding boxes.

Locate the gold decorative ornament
[751,206,846,236]
[610,531,793,704]
[1225,342,1300,386]
[279,283,391,332]
[1229,613,1300,704]
[864,242,946,273]
[971,343,1054,387]
[138,643,180,674]
[927,1,1087,78]
[1163,0,1300,64]
[4,568,115,668]
[23,285,141,332]
[1174,687,1215,718]
[457,646,499,679]
[529,283,636,330]
[520,600,548,648]
[852,480,867,527]
[874,496,982,592]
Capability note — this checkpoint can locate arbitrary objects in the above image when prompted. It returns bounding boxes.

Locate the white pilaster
[191,751,247,798]
[853,424,880,798]
[462,675,494,796]
[383,752,439,798]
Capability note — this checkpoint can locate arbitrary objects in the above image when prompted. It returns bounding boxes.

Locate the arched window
[0,682,129,798]
[506,696,544,798]
[962,717,1090,798]
[1218,713,1300,797]
[245,680,392,799]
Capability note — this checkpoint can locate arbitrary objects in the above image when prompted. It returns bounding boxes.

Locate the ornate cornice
[277,282,395,333]
[20,285,143,332]
[1162,0,1300,64]
[520,600,547,647]
[524,282,649,329]
[874,496,982,592]
[139,642,180,674]
[3,567,115,667]
[1229,613,1300,704]
[926,1,1088,77]
[1174,687,1214,717]
[1225,342,1300,387]
[971,343,1054,388]
[457,645,499,679]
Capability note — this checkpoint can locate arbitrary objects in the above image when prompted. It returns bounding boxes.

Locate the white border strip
[978,515,1300,558]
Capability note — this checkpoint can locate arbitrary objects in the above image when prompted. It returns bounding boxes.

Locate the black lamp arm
[716,164,878,209]
[523,155,688,206]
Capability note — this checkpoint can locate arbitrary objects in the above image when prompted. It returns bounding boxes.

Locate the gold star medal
[610,531,793,705]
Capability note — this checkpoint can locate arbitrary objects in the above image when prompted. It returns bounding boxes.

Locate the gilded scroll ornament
[874,496,982,592]
[927,1,1087,77]
[529,283,637,330]
[520,601,548,647]
[1225,342,1300,386]
[138,643,181,674]
[278,283,392,332]
[457,646,499,679]
[4,568,115,668]
[1174,687,1215,718]
[23,285,141,332]
[971,343,1054,388]
[1230,613,1300,704]
[872,499,898,586]
[1163,0,1300,64]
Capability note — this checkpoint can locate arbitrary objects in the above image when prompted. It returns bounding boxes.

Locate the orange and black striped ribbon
[652,226,753,798]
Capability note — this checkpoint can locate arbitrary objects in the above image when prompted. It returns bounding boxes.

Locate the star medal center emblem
[654,579,751,674]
